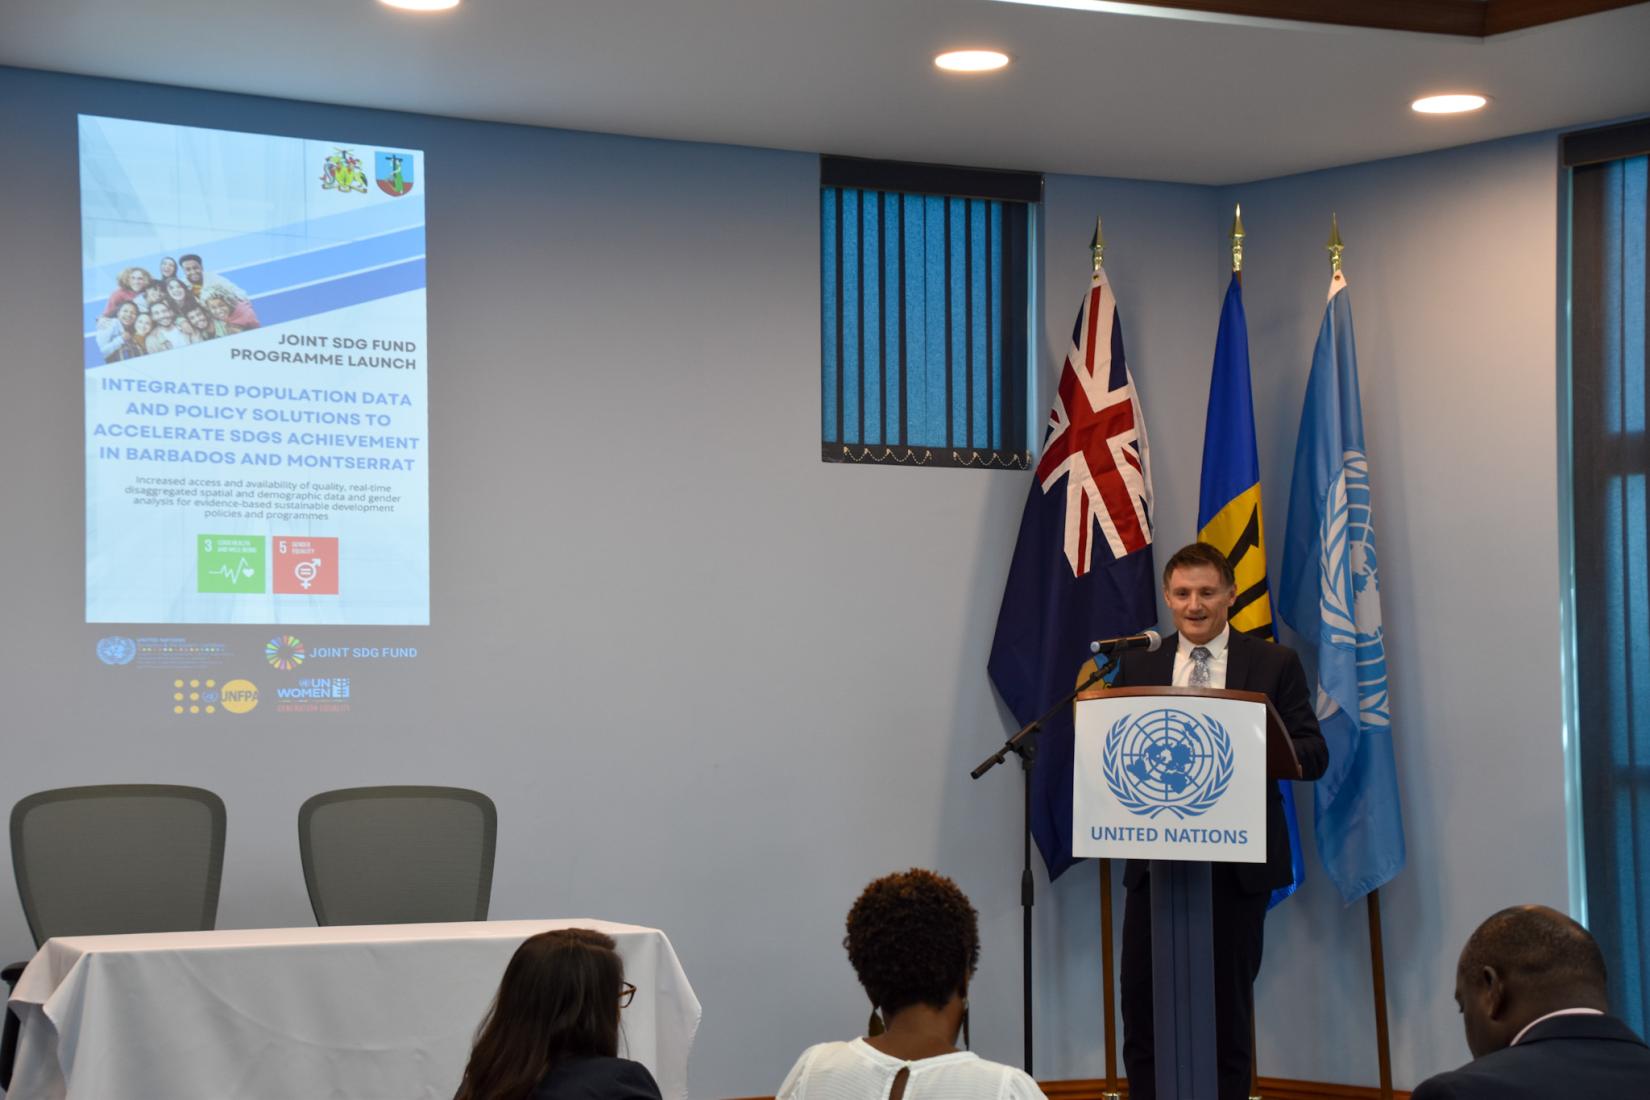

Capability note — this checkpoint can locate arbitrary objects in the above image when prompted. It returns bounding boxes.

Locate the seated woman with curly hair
[778,869,1046,1100]
[454,927,662,1100]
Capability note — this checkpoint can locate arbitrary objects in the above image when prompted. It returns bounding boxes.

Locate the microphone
[1089,629,1162,655]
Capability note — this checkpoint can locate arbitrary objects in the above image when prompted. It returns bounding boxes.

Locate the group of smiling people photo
[94,253,261,362]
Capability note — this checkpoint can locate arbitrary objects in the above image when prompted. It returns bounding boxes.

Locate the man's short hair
[1459,906,1608,994]
[179,253,203,266]
[1162,542,1236,590]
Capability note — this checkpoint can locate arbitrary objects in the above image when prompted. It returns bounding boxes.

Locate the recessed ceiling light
[1411,94,1488,115]
[935,50,1011,73]
[378,0,460,11]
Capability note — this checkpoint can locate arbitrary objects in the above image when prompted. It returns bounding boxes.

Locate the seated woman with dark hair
[778,869,1046,1100]
[455,928,662,1100]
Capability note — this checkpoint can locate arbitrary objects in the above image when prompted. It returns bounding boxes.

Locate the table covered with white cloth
[5,918,700,1100]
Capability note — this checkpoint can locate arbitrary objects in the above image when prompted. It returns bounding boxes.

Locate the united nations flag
[1279,267,1406,903]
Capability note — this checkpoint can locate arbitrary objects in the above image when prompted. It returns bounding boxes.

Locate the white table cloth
[5,918,700,1100]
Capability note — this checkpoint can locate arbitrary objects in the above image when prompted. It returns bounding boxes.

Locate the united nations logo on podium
[1102,708,1234,820]
[1074,692,1264,862]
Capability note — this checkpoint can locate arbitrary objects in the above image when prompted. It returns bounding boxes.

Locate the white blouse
[777,1039,1047,1100]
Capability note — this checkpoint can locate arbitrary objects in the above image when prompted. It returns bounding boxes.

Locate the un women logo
[1102,708,1234,819]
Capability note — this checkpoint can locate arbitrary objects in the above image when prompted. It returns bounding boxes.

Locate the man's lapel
[1146,632,1178,683]
[1225,628,1255,690]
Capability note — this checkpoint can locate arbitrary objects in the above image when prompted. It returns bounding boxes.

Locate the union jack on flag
[1036,269,1153,575]
[988,263,1158,880]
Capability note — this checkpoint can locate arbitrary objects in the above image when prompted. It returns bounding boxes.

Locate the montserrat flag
[1198,272,1307,907]
[989,263,1156,881]
[1279,268,1406,902]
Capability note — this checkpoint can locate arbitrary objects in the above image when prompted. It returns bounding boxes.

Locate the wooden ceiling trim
[1121,0,1486,36]
[1118,0,1647,36]
[1483,0,1645,34]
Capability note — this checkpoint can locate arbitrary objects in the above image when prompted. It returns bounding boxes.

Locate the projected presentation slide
[81,115,428,625]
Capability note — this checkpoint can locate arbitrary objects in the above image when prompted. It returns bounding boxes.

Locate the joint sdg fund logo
[1102,709,1234,820]
[267,635,306,671]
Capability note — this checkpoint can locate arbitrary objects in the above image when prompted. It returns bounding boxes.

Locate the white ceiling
[3,0,1649,184]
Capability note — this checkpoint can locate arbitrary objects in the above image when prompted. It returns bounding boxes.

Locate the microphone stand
[972,652,1118,1075]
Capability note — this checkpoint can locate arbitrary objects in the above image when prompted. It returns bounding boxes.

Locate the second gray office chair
[297,785,497,926]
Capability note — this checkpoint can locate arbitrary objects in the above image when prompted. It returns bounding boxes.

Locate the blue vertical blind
[820,158,1034,468]
[1571,145,1650,1035]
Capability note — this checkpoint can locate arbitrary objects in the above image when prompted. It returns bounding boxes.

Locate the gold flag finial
[1230,203,1245,274]
[1091,215,1105,274]
[1327,213,1344,275]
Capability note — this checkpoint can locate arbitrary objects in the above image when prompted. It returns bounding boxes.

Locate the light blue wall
[0,64,1574,1096]
[1215,134,1568,1086]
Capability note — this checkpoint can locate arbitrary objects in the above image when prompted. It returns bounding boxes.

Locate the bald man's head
[1454,905,1609,1058]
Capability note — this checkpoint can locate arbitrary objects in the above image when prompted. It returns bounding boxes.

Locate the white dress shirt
[1510,1007,1605,1046]
[1172,625,1231,689]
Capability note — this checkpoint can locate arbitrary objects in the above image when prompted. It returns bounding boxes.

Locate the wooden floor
[731,1077,1412,1100]
[1042,1079,1409,1100]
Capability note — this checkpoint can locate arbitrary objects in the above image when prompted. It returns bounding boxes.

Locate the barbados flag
[1198,273,1306,907]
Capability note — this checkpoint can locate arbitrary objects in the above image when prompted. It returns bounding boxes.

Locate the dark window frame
[820,156,1040,470]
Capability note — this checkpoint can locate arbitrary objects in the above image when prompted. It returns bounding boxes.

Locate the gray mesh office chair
[2,784,227,1087]
[297,786,496,926]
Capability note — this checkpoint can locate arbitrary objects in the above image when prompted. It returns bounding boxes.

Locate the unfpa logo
[1102,708,1234,819]
[220,679,260,715]
[172,678,258,715]
[172,678,218,716]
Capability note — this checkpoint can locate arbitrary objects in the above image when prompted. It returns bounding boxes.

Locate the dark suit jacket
[1410,1014,1650,1099]
[529,1056,663,1100]
[1114,629,1328,895]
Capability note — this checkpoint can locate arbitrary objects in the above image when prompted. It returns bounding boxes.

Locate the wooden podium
[1073,686,1303,1100]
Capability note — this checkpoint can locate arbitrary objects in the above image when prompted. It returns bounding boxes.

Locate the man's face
[151,303,174,328]
[181,258,203,285]
[1164,563,1236,645]
[189,308,211,332]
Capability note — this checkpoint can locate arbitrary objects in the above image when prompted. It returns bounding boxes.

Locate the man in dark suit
[1411,905,1650,1098]
[1114,541,1329,1100]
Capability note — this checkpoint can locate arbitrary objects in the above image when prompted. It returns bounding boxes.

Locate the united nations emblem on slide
[375,151,415,197]
[1103,709,1234,819]
[96,636,137,665]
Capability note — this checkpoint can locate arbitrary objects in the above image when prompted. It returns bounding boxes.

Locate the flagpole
[1230,201,1265,1100]
[1328,213,1396,1100]
[1369,889,1395,1100]
[1087,215,1124,1100]
[1100,860,1119,1100]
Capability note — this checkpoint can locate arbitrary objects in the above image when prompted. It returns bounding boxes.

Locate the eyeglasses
[618,981,637,1008]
